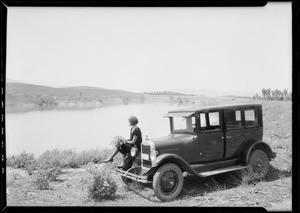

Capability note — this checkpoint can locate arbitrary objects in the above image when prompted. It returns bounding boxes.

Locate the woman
[103,116,142,166]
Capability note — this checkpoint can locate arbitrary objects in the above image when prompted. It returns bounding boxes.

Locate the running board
[199,165,248,177]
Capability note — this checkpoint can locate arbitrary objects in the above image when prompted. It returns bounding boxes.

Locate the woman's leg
[103,148,119,163]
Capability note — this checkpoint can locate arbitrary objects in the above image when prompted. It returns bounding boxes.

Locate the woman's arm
[126,135,137,145]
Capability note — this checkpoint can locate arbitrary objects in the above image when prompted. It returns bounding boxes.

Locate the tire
[248,149,269,179]
[153,163,184,202]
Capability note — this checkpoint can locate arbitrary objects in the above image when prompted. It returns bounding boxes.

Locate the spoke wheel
[153,163,183,202]
[248,150,269,179]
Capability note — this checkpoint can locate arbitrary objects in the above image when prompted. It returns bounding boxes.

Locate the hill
[5,82,140,107]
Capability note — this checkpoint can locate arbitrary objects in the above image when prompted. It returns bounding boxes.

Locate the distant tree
[274,89,283,100]
[289,91,292,100]
[283,89,289,100]
[271,90,276,100]
[261,88,266,99]
[266,88,272,100]
[253,93,260,100]
[169,95,174,101]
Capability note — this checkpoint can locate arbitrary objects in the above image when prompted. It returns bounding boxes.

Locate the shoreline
[5,95,255,113]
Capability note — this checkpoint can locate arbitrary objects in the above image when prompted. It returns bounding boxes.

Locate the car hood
[151,134,195,151]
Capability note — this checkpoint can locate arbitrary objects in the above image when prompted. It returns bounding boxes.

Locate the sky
[6,3,292,94]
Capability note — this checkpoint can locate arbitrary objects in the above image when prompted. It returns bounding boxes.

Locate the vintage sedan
[115,104,276,201]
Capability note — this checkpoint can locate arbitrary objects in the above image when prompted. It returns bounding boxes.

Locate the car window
[226,109,243,130]
[173,116,196,132]
[200,113,207,127]
[245,108,259,127]
[200,111,221,132]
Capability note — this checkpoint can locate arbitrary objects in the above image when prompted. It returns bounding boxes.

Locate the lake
[5,102,188,156]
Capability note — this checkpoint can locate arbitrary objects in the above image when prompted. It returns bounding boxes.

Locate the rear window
[245,108,259,127]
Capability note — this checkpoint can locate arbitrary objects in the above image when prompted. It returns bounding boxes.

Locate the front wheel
[153,163,183,202]
[248,149,269,179]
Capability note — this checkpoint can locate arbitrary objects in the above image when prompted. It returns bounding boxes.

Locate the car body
[115,104,276,201]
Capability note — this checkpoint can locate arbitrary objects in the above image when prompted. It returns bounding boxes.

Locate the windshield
[172,116,196,132]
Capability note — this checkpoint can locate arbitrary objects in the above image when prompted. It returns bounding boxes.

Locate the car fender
[240,140,276,164]
[149,153,199,176]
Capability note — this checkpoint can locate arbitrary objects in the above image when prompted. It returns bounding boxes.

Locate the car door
[198,110,224,162]
[224,108,245,158]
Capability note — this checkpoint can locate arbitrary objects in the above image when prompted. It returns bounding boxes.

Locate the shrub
[32,167,62,190]
[59,149,79,168]
[37,148,80,169]
[75,150,92,165]
[7,151,36,169]
[37,149,61,169]
[46,167,63,181]
[88,166,117,201]
[32,170,51,190]
[25,162,39,175]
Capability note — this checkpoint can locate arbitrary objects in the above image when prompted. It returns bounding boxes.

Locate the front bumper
[114,166,152,183]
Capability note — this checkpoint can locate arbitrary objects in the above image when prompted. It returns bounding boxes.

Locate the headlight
[130,147,138,157]
[150,150,159,161]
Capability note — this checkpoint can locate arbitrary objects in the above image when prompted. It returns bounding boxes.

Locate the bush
[46,167,63,181]
[75,150,92,165]
[37,149,61,169]
[59,149,79,168]
[32,167,62,190]
[7,151,36,169]
[37,148,80,169]
[25,162,39,175]
[88,166,117,201]
[32,170,51,190]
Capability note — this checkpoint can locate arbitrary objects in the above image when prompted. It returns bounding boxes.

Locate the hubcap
[250,152,268,177]
[254,161,263,173]
[160,171,178,195]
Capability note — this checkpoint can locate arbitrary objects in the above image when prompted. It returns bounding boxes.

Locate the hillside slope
[5,82,140,106]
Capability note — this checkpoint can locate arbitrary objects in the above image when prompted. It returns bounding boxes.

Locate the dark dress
[116,127,142,155]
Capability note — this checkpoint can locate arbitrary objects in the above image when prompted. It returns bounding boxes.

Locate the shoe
[103,158,113,163]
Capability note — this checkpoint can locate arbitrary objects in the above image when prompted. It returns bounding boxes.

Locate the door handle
[221,136,232,139]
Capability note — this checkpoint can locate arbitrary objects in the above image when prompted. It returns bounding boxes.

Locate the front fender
[148,153,199,176]
[240,141,276,164]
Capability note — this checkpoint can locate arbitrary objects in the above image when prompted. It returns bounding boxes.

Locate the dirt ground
[5,100,293,210]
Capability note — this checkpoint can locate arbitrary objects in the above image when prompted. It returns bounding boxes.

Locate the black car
[115,104,276,201]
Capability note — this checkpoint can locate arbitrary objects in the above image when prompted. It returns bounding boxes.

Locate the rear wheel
[248,149,269,179]
[153,163,183,202]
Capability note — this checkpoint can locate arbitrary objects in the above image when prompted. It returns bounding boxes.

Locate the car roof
[167,103,262,113]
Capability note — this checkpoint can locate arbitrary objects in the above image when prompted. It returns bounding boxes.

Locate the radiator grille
[141,144,152,168]
[142,144,151,154]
